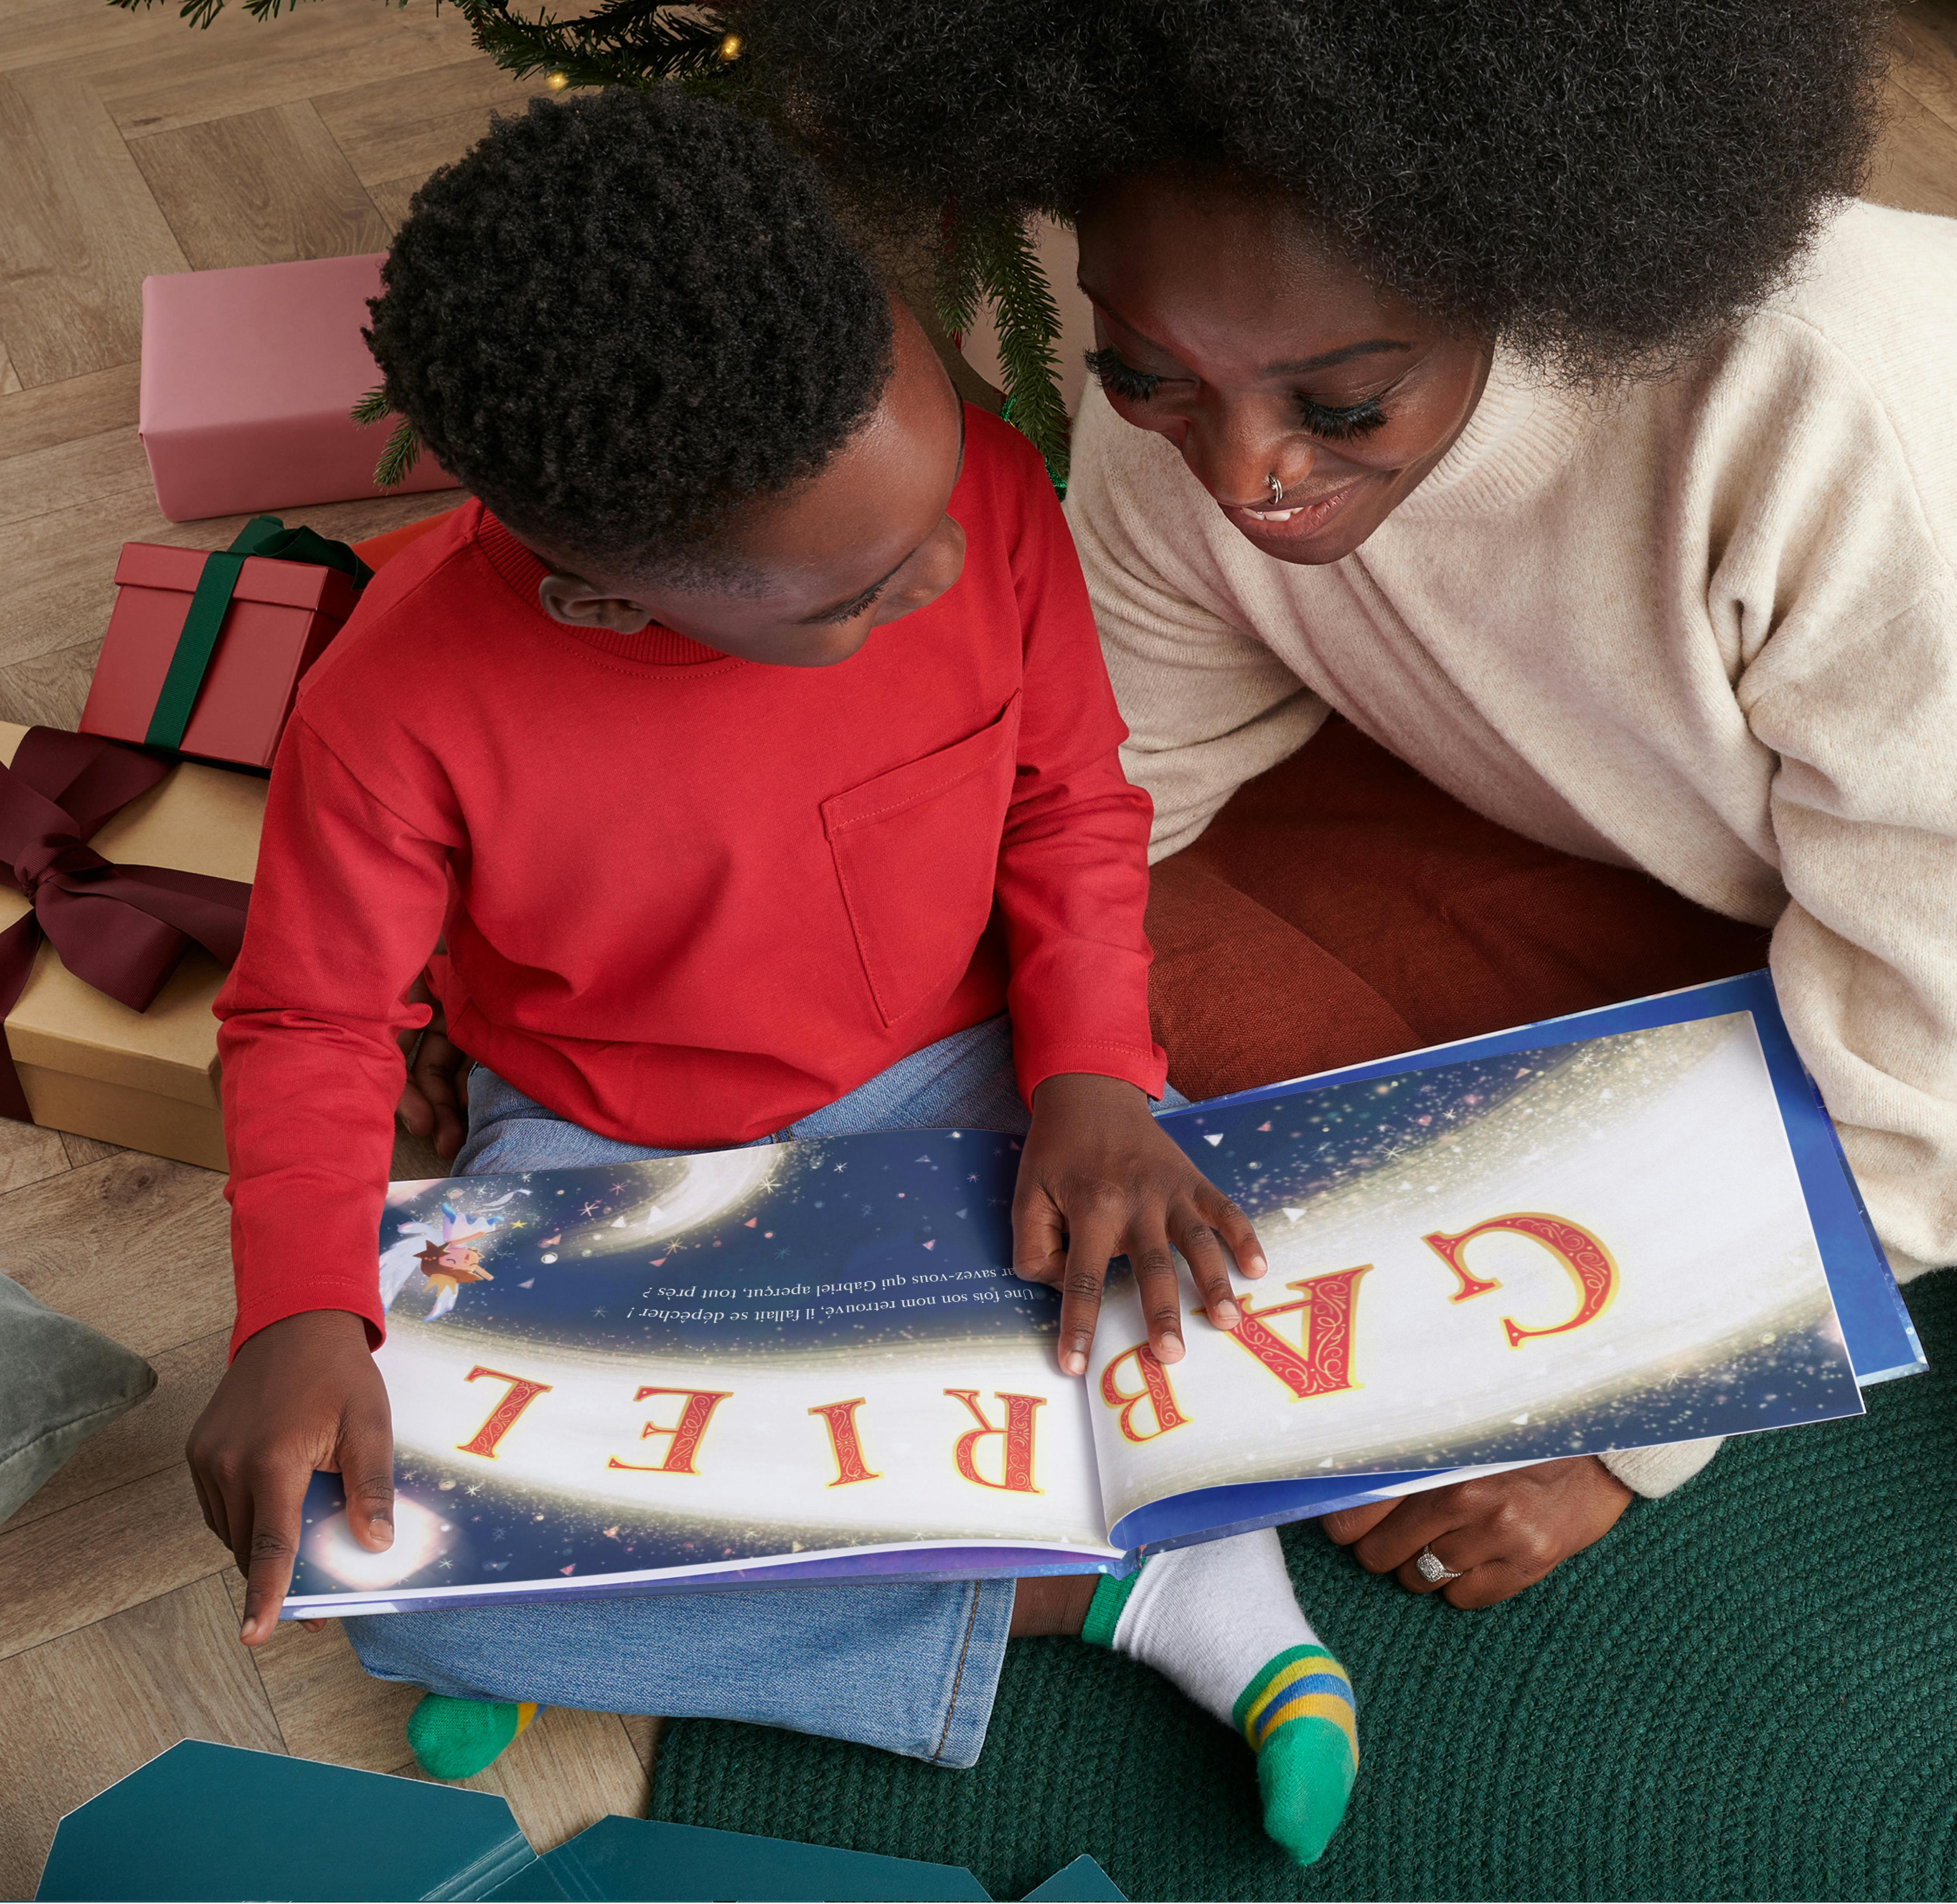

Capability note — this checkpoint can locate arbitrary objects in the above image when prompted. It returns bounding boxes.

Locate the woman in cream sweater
[751,0,1953,1602]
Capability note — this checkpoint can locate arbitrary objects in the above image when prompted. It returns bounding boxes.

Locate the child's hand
[1319,1456,1634,1607]
[396,978,471,1160]
[185,1310,395,1645]
[1013,1072,1266,1376]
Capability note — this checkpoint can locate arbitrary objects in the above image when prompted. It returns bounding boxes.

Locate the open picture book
[286,970,1922,1618]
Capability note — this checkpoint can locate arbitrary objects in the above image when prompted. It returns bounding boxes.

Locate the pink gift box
[139,254,459,523]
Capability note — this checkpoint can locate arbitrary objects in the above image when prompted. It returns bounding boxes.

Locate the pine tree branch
[106,0,403,21]
[352,385,424,489]
[449,0,732,89]
[971,213,1069,491]
[934,208,984,349]
[372,416,424,489]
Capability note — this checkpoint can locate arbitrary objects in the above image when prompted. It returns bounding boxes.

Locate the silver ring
[1266,471,1285,506]
[1414,1545,1463,1584]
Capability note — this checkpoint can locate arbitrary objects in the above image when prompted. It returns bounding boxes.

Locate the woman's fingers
[1345,1471,1586,1607]
[1392,1521,1502,1596]
[1345,1488,1474,1579]
[1319,1500,1398,1547]
[1427,1555,1545,1610]
[1168,1200,1241,1328]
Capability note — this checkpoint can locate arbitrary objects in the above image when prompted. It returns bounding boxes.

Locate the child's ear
[537,572,657,634]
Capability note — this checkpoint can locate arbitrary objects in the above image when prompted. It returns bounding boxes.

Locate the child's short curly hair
[366,86,894,580]
[741,0,1887,378]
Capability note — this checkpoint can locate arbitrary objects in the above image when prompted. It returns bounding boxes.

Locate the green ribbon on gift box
[144,515,373,752]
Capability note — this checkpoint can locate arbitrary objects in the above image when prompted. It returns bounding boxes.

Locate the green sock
[1233,1645,1359,1867]
[1082,1537,1358,1867]
[404,1693,538,1781]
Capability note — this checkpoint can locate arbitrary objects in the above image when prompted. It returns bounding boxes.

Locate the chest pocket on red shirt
[821,694,1022,1028]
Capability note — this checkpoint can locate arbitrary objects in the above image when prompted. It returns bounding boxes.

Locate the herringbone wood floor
[1,2,1955,1895]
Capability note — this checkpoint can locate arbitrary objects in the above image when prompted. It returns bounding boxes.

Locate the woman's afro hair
[741,0,1889,376]
[366,86,893,577]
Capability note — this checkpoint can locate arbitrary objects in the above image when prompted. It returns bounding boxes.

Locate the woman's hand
[1320,1456,1634,1607]
[186,1309,396,1643]
[396,975,471,1161]
[1012,1072,1265,1375]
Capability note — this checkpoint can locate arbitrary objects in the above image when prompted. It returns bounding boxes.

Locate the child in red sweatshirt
[188,89,1358,1866]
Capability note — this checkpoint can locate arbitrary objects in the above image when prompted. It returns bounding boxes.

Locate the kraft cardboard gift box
[0,723,262,1171]
[139,252,459,522]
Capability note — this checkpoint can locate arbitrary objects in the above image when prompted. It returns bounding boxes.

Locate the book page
[288,1129,1113,1612]
[1087,1011,1862,1537]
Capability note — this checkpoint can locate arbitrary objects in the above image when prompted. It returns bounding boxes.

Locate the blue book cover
[286,972,1915,1616]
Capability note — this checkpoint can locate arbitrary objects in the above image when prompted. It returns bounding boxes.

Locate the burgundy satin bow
[0,726,252,1126]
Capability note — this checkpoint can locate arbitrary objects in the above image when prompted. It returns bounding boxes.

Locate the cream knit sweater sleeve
[1748,577,1957,1283]
[1066,394,1329,863]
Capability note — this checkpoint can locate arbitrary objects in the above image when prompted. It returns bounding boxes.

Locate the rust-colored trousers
[1147,716,1771,1100]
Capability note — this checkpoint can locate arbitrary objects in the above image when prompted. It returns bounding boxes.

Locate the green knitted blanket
[650,1271,1957,1901]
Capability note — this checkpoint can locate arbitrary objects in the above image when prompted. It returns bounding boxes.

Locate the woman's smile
[1228,474,1367,548]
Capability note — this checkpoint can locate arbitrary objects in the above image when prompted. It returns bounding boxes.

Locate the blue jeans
[347,1017,1180,1766]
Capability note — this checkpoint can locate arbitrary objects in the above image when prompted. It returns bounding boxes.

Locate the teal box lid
[484,1815,990,1901]
[36,1740,532,1901]
[37,1741,1123,1902]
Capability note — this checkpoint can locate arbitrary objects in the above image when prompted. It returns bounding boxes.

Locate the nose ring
[1266,472,1285,506]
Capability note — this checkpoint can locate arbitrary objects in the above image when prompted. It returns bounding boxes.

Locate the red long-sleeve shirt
[215,408,1165,1354]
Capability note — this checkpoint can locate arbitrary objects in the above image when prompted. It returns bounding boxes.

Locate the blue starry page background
[287,973,1905,1611]
[1107,971,1913,1553]
[287,1126,1132,1618]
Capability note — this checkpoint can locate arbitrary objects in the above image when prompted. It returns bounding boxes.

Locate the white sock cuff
[1112,1528,1320,1722]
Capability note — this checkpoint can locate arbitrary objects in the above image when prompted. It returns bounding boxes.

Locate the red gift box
[139,254,458,523]
[80,541,359,771]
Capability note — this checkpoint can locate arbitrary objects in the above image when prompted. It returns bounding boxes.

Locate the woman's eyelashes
[1084,344,1161,402]
[1294,394,1389,441]
[1087,346,1392,441]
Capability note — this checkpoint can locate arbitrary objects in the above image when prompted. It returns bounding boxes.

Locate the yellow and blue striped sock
[1233,1644,1358,1866]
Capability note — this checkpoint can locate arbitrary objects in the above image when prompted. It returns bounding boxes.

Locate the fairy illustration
[379,1193,522,1318]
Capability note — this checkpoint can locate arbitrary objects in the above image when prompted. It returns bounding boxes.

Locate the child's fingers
[1168,1200,1242,1329]
[411,1033,469,1157]
[1057,1194,1131,1376]
[1011,1189,1068,1287]
[1193,1179,1266,1279]
[1119,1209,1186,1368]
[337,1411,397,1554]
[396,1078,435,1138]
[188,1460,227,1549]
[236,1466,310,1646]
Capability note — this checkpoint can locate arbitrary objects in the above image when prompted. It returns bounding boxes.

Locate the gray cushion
[0,1273,155,1524]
